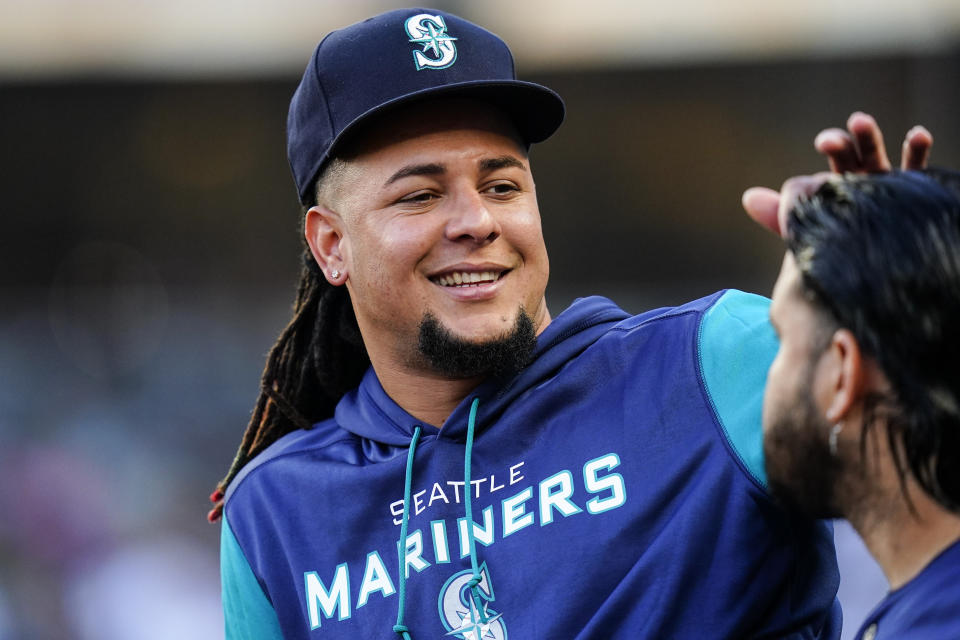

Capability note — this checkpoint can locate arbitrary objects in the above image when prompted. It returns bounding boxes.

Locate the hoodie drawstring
[394,397,487,639]
[462,397,489,625]
[394,425,421,640]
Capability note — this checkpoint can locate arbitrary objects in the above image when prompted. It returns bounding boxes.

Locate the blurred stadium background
[2,1,959,638]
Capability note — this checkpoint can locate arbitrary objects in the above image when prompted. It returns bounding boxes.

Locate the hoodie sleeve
[221,513,284,640]
[697,289,777,489]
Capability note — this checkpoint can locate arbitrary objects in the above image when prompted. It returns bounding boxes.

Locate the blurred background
[2,1,959,638]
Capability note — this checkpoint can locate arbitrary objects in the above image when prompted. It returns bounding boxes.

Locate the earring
[829,423,844,456]
[331,269,341,280]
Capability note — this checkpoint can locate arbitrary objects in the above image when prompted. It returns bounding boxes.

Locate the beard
[763,371,846,519]
[416,308,537,380]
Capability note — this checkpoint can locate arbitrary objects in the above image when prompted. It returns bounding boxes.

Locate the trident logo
[405,14,458,70]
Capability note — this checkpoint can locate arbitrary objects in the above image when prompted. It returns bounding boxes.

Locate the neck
[376,358,484,427]
[848,479,960,590]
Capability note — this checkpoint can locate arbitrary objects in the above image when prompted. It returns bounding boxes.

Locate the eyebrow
[383,155,527,187]
[479,155,526,173]
[385,163,445,186]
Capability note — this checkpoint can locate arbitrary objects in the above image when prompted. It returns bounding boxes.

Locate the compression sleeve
[221,514,284,640]
[698,289,777,488]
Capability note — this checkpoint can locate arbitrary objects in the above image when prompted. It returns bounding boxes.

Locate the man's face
[319,101,550,377]
[763,253,844,517]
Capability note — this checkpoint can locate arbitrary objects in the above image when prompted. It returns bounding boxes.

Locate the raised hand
[742,112,933,235]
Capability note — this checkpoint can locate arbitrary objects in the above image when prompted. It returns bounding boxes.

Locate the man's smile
[430,268,507,288]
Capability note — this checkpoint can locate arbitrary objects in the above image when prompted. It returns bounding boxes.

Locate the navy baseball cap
[287,8,566,203]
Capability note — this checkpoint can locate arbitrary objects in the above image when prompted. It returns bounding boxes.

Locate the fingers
[815,112,934,174]
[742,187,781,235]
[901,125,933,170]
[847,111,891,172]
[814,112,890,173]
[814,128,858,173]
[750,115,934,241]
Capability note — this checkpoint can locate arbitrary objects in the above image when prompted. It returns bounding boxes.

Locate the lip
[427,263,511,301]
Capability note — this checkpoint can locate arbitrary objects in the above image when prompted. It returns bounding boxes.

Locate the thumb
[742,187,782,235]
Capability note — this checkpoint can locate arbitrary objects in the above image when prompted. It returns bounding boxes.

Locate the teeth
[434,271,500,287]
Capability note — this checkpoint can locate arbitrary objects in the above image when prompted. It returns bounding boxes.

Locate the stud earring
[829,422,844,456]
[331,269,341,280]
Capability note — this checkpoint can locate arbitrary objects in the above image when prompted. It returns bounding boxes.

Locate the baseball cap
[287,7,566,203]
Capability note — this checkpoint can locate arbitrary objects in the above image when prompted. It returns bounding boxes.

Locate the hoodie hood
[334,296,631,446]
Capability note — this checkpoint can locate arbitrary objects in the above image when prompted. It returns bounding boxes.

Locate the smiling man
[305,103,551,415]
[209,8,927,640]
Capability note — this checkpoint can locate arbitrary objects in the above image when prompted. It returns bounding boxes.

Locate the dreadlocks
[208,171,369,522]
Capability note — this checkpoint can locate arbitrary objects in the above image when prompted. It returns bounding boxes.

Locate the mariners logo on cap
[405,14,458,70]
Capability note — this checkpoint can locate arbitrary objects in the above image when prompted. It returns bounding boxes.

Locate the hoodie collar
[333,296,631,445]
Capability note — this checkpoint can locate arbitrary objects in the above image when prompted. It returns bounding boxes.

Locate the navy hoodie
[221,290,841,639]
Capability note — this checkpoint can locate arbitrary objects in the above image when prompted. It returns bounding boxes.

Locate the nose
[444,190,501,245]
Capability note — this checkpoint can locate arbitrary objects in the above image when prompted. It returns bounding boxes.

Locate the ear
[304,205,348,285]
[820,328,866,423]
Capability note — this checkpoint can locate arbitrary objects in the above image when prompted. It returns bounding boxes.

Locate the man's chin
[764,436,843,519]
[417,308,537,379]
[432,309,527,341]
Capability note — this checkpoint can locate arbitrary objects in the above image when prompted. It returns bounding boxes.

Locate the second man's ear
[821,328,866,425]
